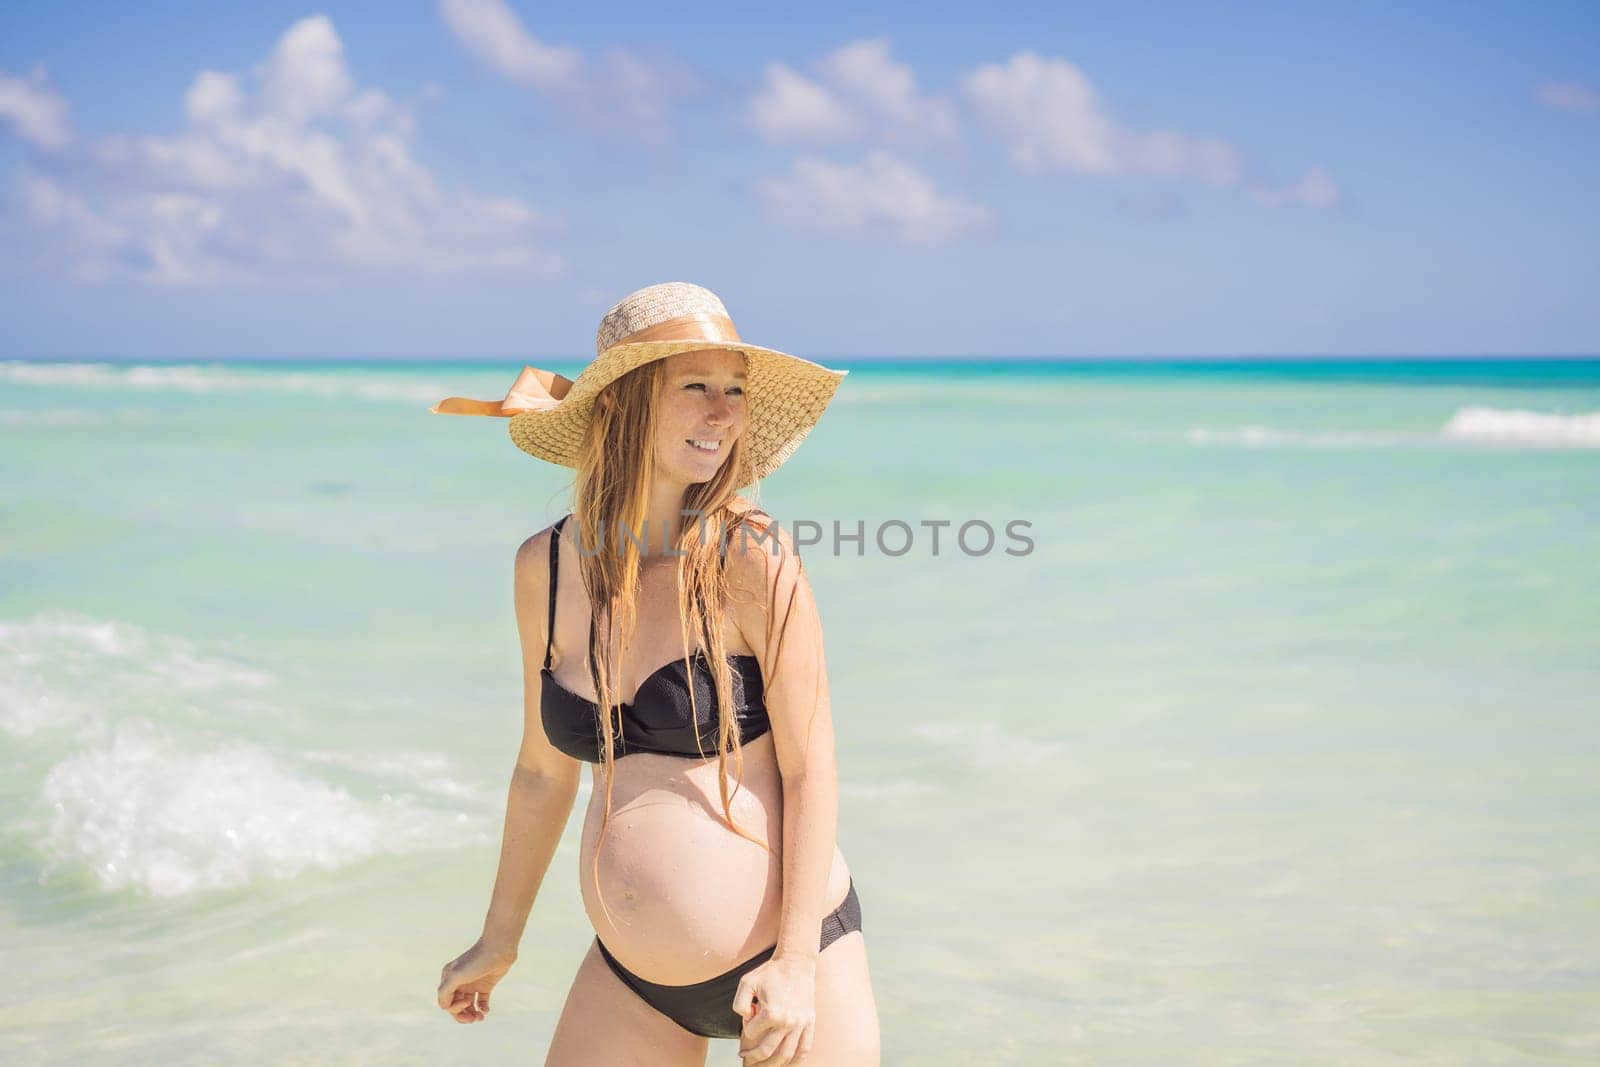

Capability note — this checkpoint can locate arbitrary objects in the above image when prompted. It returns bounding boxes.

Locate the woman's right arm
[480,528,583,952]
[438,528,582,1024]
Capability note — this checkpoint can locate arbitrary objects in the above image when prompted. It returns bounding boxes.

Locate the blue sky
[1,0,1596,358]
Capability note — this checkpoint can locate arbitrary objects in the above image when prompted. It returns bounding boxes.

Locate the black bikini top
[539,515,771,763]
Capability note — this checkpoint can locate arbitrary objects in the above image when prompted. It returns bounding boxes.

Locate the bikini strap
[544,515,569,671]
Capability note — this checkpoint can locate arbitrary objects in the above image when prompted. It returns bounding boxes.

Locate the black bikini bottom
[593,880,862,1040]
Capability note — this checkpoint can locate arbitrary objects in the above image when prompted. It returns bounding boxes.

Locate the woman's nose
[705,395,735,425]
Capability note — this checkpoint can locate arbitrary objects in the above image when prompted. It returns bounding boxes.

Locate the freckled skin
[650,348,747,488]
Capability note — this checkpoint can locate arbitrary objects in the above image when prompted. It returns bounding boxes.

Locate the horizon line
[6,353,1600,364]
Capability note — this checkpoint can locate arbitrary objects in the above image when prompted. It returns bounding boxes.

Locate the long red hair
[570,358,783,922]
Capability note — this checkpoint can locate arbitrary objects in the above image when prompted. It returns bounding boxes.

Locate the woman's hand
[437,938,517,1024]
[733,953,817,1065]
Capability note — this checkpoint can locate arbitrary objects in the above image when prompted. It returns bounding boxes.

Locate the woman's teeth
[688,439,721,453]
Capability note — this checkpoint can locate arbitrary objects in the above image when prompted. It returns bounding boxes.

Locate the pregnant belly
[578,737,849,986]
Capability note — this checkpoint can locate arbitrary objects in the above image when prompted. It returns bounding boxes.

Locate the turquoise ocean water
[3,357,1598,1065]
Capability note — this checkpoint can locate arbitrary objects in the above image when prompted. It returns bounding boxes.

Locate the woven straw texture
[506,282,845,488]
[595,282,731,353]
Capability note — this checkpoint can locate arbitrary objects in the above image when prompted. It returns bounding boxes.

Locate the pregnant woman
[432,282,880,1066]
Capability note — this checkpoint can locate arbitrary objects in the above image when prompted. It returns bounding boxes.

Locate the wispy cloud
[965,51,1337,207]
[751,63,862,143]
[438,0,581,89]
[1248,166,1340,208]
[438,0,700,137]
[750,38,956,145]
[4,16,557,285]
[758,150,988,246]
[0,65,72,150]
[1535,80,1600,114]
[750,39,975,245]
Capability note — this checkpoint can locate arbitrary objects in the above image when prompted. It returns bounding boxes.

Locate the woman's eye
[728,387,744,396]
[685,382,706,391]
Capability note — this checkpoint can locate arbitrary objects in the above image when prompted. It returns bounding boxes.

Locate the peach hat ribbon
[430,364,574,417]
[428,313,741,417]
[427,282,846,488]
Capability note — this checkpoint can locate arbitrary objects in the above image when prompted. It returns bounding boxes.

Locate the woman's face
[653,348,747,486]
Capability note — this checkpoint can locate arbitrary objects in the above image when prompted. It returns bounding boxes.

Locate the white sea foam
[1190,403,1600,447]
[1188,406,1600,450]
[2,611,489,895]
[302,749,488,803]
[0,613,273,737]
[1441,405,1600,446]
[41,719,478,897]
[0,360,449,406]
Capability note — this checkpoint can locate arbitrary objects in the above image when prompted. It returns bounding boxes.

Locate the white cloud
[438,0,581,89]
[818,39,957,142]
[965,51,1235,178]
[751,63,861,143]
[758,150,988,246]
[438,0,695,138]
[0,65,72,150]
[965,51,1337,207]
[964,52,1115,174]
[1535,81,1600,114]
[750,38,956,146]
[261,15,354,122]
[7,15,558,286]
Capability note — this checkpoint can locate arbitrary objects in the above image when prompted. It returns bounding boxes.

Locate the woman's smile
[652,348,747,485]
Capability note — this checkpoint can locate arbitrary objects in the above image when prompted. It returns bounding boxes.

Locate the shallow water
[3,357,1598,1064]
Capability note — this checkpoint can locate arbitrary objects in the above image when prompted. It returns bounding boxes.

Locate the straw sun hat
[431,282,847,488]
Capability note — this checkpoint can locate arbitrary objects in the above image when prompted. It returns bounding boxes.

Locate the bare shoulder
[723,505,803,596]
[512,521,561,618]
[515,523,557,571]
[723,507,817,662]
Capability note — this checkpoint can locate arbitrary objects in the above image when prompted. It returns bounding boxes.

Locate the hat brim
[506,340,847,489]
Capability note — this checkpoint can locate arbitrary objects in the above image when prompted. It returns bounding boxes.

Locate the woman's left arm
[728,522,837,1065]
